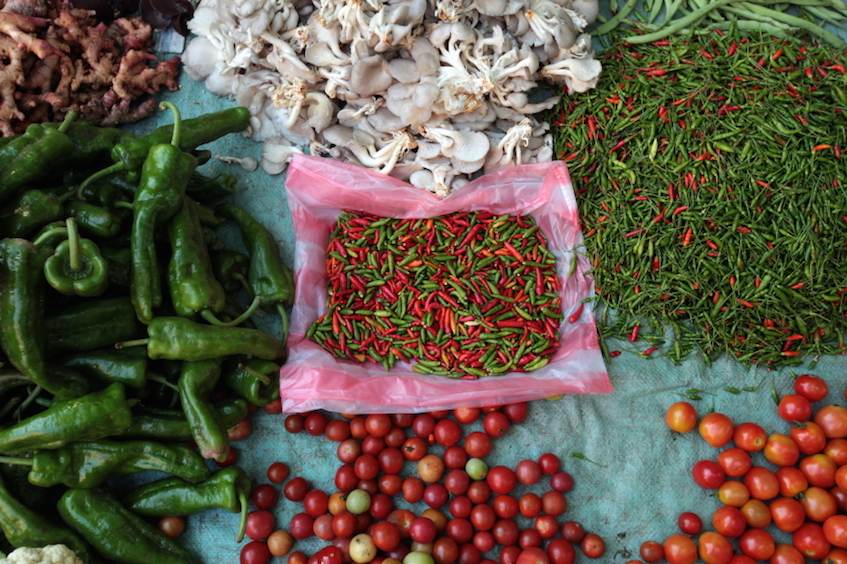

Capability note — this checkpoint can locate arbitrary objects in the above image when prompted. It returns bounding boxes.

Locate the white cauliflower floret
[0,544,82,564]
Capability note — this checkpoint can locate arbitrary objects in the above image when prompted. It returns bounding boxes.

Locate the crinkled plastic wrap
[280,154,611,414]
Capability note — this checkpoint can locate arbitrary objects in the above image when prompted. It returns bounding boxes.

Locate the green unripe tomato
[403,552,435,564]
[346,488,371,515]
[465,457,489,480]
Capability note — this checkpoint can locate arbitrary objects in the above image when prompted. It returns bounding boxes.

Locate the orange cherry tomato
[762,434,800,467]
[769,497,806,533]
[662,534,697,564]
[717,481,750,507]
[823,515,847,549]
[698,413,734,448]
[743,467,780,500]
[814,405,847,439]
[739,499,771,529]
[717,448,752,478]
[799,453,838,488]
[665,402,697,433]
[698,532,733,564]
[775,467,808,497]
[798,486,837,523]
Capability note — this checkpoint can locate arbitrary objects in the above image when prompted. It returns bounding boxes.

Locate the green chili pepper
[217,202,295,345]
[0,473,99,563]
[178,358,230,462]
[0,439,209,488]
[116,316,284,361]
[0,383,133,455]
[45,296,146,356]
[167,198,227,322]
[0,190,65,238]
[0,238,89,399]
[0,112,76,206]
[109,106,250,175]
[58,486,195,564]
[44,120,136,165]
[30,220,68,248]
[121,466,251,542]
[64,200,123,239]
[222,358,280,407]
[211,249,250,293]
[43,218,109,297]
[126,103,199,324]
[186,171,238,202]
[123,398,248,441]
[56,347,148,392]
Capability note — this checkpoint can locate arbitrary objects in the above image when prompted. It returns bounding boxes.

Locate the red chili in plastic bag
[307,210,564,378]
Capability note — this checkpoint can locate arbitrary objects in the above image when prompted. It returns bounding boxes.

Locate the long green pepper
[130,102,199,324]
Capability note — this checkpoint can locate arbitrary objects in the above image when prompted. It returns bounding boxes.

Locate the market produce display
[180,0,601,196]
[549,27,847,368]
[307,210,563,377]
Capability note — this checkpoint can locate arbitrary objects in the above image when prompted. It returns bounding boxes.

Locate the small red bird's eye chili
[307,211,564,377]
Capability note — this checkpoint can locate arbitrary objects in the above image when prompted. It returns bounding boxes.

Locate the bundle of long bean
[550,28,847,368]
[593,0,847,47]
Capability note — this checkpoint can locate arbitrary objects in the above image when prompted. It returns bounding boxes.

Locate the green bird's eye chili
[547,29,847,368]
[307,210,563,377]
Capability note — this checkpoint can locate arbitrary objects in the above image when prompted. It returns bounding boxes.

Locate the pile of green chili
[549,28,847,368]
[307,210,564,377]
[0,104,291,561]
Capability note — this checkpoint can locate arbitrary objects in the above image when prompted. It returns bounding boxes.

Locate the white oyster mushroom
[350,55,395,97]
[345,130,417,175]
[540,57,602,93]
[571,0,599,24]
[388,58,420,83]
[367,107,406,133]
[261,32,317,82]
[470,0,526,16]
[182,37,219,81]
[419,125,490,163]
[260,137,304,175]
[484,117,532,172]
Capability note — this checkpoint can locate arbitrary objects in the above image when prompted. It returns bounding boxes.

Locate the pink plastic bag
[280,154,611,414]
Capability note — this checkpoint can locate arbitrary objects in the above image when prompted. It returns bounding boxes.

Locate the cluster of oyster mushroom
[183,0,601,197]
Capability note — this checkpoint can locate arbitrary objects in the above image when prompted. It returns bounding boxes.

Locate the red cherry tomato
[677,512,702,535]
[241,541,271,564]
[662,534,697,564]
[792,521,832,559]
[692,460,726,489]
[698,531,733,564]
[794,374,829,402]
[733,422,767,452]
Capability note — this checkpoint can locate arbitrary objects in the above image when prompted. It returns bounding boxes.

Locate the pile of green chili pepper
[307,210,564,377]
[547,27,847,368]
[0,101,293,562]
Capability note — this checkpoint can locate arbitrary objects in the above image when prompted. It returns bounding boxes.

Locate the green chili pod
[178,358,229,462]
[121,466,251,542]
[58,486,195,564]
[0,473,99,563]
[45,296,146,356]
[222,358,280,407]
[24,439,210,488]
[0,190,65,238]
[0,383,133,455]
[56,348,148,392]
[0,238,89,399]
[122,398,248,441]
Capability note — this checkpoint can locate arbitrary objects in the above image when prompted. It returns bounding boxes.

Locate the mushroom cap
[350,55,394,97]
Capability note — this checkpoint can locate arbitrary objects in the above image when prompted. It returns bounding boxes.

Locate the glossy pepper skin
[64,200,123,239]
[58,486,195,564]
[110,106,250,174]
[24,439,210,488]
[185,171,237,202]
[101,246,132,291]
[0,189,65,238]
[130,104,199,324]
[178,358,229,461]
[167,197,226,319]
[0,473,100,564]
[121,466,251,542]
[57,347,148,393]
[43,218,109,297]
[123,398,248,441]
[120,316,283,361]
[0,238,90,399]
[45,296,145,356]
[222,358,280,407]
[0,383,133,455]
[0,372,32,399]
[0,116,76,206]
